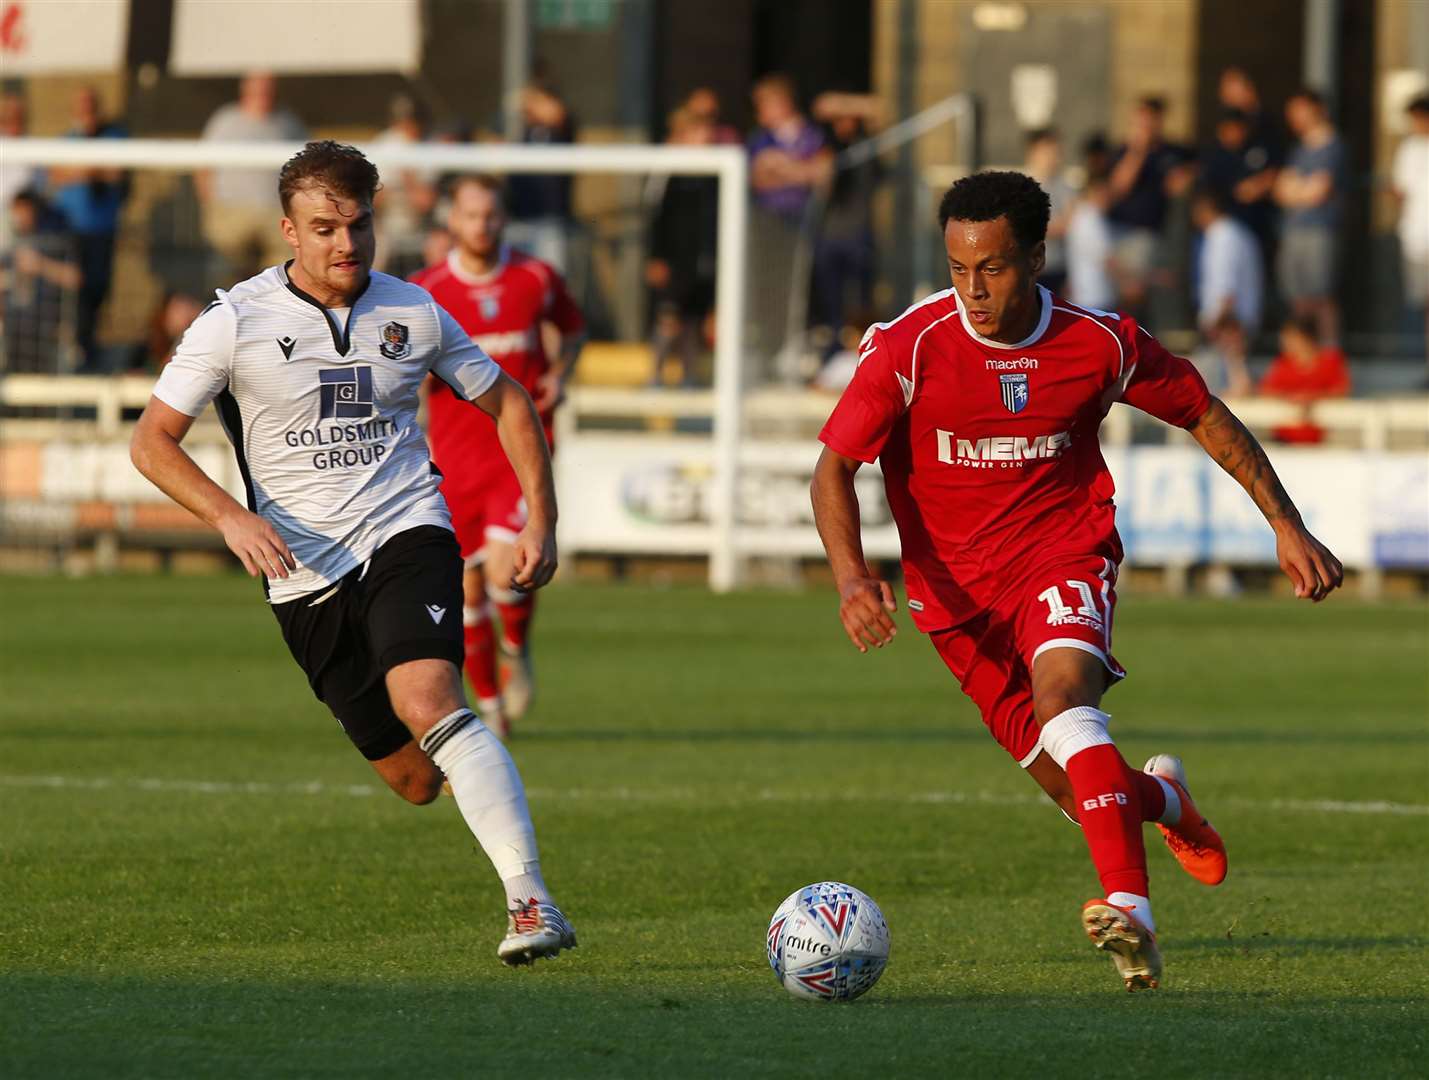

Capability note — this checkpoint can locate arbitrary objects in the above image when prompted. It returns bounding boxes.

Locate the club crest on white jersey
[151,264,501,604]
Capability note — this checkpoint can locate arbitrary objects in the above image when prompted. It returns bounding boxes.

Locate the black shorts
[272,525,464,761]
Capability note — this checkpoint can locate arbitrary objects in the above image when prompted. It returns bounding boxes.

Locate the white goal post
[4,137,752,590]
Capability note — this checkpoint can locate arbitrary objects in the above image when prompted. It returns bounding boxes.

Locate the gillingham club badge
[1000,372,1029,413]
[379,321,411,360]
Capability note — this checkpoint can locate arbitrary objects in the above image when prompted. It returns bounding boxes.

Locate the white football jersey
[153,264,501,603]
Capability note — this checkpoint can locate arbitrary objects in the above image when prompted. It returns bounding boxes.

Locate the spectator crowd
[1,63,1426,419]
[1022,70,1429,424]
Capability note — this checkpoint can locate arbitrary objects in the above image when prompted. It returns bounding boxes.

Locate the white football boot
[1082,900,1162,991]
[499,643,535,723]
[497,899,578,966]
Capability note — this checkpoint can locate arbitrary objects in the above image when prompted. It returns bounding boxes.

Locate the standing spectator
[1274,88,1346,346]
[1190,186,1261,396]
[1022,128,1074,294]
[746,73,832,363]
[505,77,576,273]
[373,93,439,277]
[748,73,831,223]
[1066,174,1117,311]
[683,87,741,145]
[1258,314,1351,444]
[1080,132,1112,188]
[1390,93,1429,362]
[646,107,719,386]
[1,189,81,373]
[0,91,38,256]
[1218,67,1284,167]
[198,71,306,280]
[1105,97,1196,320]
[1201,108,1279,266]
[47,86,128,371]
[809,92,881,358]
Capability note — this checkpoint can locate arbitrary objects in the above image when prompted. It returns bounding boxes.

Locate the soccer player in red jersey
[812,171,1343,990]
[411,175,584,736]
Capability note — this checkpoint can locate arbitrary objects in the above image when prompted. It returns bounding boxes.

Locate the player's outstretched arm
[129,398,295,580]
[1187,396,1344,601]
[811,446,897,652]
[474,372,557,590]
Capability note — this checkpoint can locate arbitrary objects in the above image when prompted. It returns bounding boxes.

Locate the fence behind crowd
[2,137,1426,592]
[3,373,1427,590]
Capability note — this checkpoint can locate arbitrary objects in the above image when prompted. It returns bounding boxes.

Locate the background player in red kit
[412,175,584,735]
[811,171,1343,990]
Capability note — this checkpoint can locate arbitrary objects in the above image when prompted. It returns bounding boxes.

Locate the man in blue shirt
[48,86,127,371]
[1106,97,1195,321]
[1274,88,1346,347]
[1201,108,1280,259]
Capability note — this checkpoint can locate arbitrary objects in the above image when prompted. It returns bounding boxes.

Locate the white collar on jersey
[446,245,510,285]
[952,283,1054,350]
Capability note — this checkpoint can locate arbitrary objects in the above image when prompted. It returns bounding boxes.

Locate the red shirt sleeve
[543,269,585,336]
[818,328,907,463]
[1119,324,1213,428]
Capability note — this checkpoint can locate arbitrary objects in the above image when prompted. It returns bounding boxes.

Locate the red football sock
[1132,770,1168,823]
[462,604,501,701]
[1064,744,1151,898]
[496,592,536,652]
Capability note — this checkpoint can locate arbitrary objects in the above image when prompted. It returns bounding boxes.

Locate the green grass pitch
[2,575,1426,1077]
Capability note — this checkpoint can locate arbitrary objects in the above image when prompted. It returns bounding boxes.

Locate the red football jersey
[412,247,584,497]
[819,285,1212,631]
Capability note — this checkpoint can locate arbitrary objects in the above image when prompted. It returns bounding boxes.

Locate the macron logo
[425,604,446,624]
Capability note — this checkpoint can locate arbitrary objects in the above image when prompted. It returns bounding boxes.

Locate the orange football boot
[1144,754,1228,886]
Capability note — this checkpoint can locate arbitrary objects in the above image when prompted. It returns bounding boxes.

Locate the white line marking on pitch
[1,774,1426,817]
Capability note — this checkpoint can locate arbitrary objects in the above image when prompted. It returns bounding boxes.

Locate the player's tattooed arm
[811,447,898,651]
[1188,397,1344,601]
[1189,397,1299,524]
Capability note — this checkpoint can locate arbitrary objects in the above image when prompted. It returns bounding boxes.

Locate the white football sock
[1107,891,1155,934]
[1150,775,1182,826]
[419,708,550,906]
[1039,706,1114,770]
[503,872,550,908]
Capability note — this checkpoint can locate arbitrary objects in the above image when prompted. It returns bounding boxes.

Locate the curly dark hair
[278,140,382,213]
[937,170,1050,254]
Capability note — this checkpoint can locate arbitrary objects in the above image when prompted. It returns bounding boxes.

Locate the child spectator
[1258,314,1350,444]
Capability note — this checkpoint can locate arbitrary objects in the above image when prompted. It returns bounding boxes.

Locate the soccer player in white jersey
[129,141,575,965]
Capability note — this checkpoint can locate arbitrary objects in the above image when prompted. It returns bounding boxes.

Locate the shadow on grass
[1175,933,1429,956]
[515,727,988,744]
[1114,726,1428,746]
[2,972,1425,1079]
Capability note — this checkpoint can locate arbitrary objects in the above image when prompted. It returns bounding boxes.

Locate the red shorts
[436,414,553,565]
[444,463,526,564]
[928,554,1125,768]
